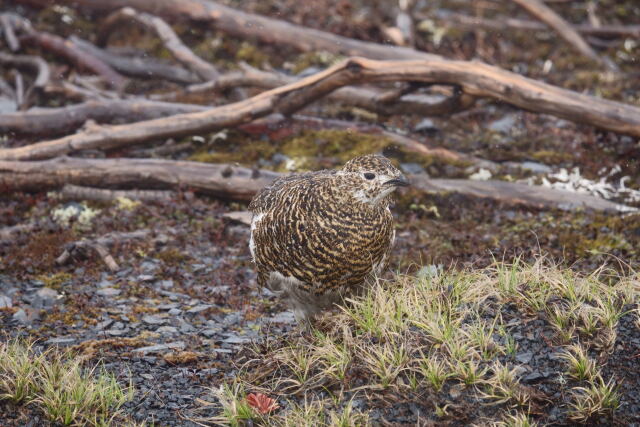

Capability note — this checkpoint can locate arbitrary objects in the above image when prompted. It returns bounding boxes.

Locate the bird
[248,154,409,323]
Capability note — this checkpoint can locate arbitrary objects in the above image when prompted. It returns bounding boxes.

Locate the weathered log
[511,0,617,71]
[0,157,635,213]
[0,157,277,201]
[59,184,175,202]
[2,57,640,161]
[1,100,206,136]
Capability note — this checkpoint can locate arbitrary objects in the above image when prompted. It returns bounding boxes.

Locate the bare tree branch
[511,0,617,71]
[1,57,639,161]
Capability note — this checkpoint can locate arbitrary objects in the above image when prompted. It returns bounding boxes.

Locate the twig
[511,0,617,71]
[22,31,128,90]
[13,71,24,109]
[70,36,200,84]
[55,229,151,271]
[429,10,640,39]
[99,7,219,81]
[59,184,175,202]
[0,52,50,89]
[0,157,635,213]
[1,56,640,161]
[0,13,20,51]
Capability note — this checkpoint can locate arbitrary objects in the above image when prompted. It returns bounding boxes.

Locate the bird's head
[339,154,409,205]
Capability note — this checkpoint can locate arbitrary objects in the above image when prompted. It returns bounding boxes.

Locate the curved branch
[1,57,639,161]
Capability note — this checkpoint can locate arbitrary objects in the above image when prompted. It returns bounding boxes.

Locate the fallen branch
[430,10,640,39]
[59,184,175,202]
[0,157,277,201]
[70,36,200,84]
[0,157,635,213]
[56,229,151,271]
[511,0,617,71]
[0,52,50,89]
[18,0,442,61]
[22,31,128,90]
[410,176,636,214]
[2,56,639,160]
[1,99,205,136]
[99,7,219,81]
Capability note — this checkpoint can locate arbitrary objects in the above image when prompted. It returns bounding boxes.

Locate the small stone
[0,294,12,308]
[400,163,426,175]
[516,351,533,364]
[12,308,28,324]
[140,374,154,381]
[45,337,76,345]
[222,334,251,344]
[142,315,166,325]
[488,114,517,133]
[32,287,61,309]
[201,329,219,338]
[94,319,114,330]
[112,321,125,330]
[156,326,178,335]
[133,342,186,354]
[158,303,179,310]
[268,311,296,324]
[187,304,212,314]
[157,280,174,289]
[97,287,121,297]
[414,118,439,133]
[138,274,155,282]
[97,279,113,288]
[106,329,126,336]
[168,308,182,316]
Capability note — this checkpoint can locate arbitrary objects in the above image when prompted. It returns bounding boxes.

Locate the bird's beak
[384,175,410,187]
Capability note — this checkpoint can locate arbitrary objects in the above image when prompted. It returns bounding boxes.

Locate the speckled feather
[249,154,406,321]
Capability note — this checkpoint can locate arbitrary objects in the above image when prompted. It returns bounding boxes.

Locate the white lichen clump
[540,166,640,204]
[52,204,100,230]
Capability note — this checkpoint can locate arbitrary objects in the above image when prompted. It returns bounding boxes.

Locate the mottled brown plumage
[249,154,408,322]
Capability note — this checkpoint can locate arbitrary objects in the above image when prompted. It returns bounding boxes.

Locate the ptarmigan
[249,154,409,323]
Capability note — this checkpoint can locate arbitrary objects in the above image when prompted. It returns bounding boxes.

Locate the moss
[290,51,343,75]
[35,272,73,291]
[529,150,573,165]
[235,42,270,68]
[157,248,191,266]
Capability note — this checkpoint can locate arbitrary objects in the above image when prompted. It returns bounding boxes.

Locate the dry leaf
[246,392,279,414]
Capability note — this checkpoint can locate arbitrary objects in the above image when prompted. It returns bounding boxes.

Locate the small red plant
[246,392,280,414]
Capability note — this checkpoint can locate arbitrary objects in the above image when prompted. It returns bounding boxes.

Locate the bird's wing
[248,170,333,213]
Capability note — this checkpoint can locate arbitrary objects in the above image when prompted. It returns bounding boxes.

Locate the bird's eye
[364,172,375,180]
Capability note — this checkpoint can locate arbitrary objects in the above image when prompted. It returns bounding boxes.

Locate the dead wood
[1,99,206,136]
[431,10,640,39]
[99,7,219,81]
[69,36,200,84]
[21,31,128,91]
[59,184,175,202]
[0,52,50,89]
[0,13,20,51]
[2,56,640,161]
[153,63,474,117]
[0,223,37,244]
[0,157,634,213]
[17,0,442,62]
[410,176,636,214]
[0,157,278,201]
[511,0,617,71]
[56,229,151,271]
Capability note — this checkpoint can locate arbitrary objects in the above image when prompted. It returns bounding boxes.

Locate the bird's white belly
[248,213,264,261]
